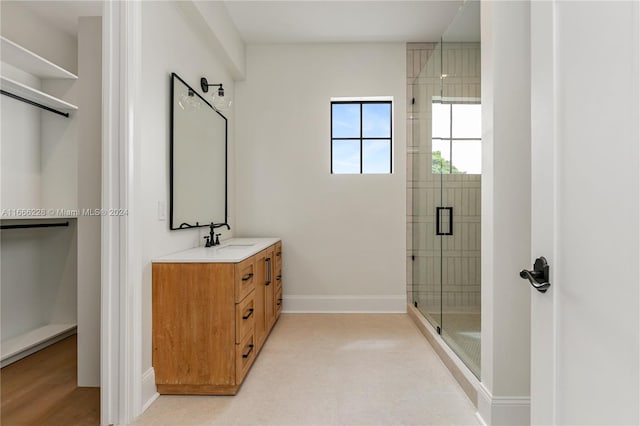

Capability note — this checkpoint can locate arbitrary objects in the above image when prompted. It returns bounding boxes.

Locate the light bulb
[212,94,232,111]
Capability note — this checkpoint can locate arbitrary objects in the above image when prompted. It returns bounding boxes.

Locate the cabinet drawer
[275,288,283,319]
[236,332,256,384]
[236,293,255,343]
[235,257,256,302]
[274,242,282,274]
[275,271,282,291]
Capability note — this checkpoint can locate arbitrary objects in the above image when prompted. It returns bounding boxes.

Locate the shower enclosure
[408,1,481,378]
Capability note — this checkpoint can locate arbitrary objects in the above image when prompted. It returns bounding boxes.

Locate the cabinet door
[153,263,236,387]
[265,245,276,330]
[253,249,267,347]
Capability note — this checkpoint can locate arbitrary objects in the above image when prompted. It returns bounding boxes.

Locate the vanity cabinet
[254,244,277,348]
[275,241,283,321]
[152,239,282,395]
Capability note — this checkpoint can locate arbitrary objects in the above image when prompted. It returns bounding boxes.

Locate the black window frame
[431,101,482,175]
[330,100,393,174]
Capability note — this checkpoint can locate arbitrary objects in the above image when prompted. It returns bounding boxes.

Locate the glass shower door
[439,151,482,378]
[409,15,482,378]
[410,41,443,332]
[437,38,482,378]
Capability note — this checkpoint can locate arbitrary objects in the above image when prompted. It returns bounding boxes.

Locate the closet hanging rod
[1,221,69,230]
[0,90,70,118]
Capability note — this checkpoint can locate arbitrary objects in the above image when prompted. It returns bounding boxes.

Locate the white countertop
[152,237,280,263]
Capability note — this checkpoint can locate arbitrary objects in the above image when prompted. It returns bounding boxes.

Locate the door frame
[101,1,142,424]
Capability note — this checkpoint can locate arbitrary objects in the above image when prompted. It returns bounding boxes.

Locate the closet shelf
[1,76,78,113]
[1,324,77,365]
[1,36,78,79]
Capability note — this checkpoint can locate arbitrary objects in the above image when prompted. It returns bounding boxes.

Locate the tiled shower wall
[407,42,481,313]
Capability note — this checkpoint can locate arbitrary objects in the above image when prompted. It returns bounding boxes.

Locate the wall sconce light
[201,77,232,112]
[178,88,202,111]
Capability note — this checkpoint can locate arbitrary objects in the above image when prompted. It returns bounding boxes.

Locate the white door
[530,1,639,424]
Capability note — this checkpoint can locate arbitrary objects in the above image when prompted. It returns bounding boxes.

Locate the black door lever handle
[520,256,551,293]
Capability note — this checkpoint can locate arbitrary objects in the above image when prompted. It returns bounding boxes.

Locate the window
[432,102,481,174]
[331,100,392,174]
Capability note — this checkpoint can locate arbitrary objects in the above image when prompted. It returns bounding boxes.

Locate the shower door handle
[436,207,453,236]
[520,256,551,293]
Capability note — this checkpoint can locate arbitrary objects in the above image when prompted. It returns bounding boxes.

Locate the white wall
[0,1,77,74]
[1,225,77,339]
[40,221,78,326]
[139,0,236,380]
[178,1,246,80]
[76,16,102,387]
[40,79,78,211]
[236,43,406,312]
[0,97,41,209]
[479,1,531,425]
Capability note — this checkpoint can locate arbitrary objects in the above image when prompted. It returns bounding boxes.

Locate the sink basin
[218,244,255,250]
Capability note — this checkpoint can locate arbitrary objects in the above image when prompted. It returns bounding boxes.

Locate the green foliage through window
[432,150,463,174]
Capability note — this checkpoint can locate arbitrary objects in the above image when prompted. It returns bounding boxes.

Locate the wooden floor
[1,335,100,426]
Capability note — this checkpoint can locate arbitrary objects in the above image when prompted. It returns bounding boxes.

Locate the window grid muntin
[331,100,392,174]
[432,102,481,174]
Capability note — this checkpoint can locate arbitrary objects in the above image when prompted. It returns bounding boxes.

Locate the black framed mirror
[170,72,227,230]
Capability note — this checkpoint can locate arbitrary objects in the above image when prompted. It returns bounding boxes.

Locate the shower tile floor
[439,312,481,378]
[413,296,481,377]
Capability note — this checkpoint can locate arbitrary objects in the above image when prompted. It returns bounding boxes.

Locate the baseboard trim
[477,382,530,426]
[140,367,159,414]
[282,294,406,313]
[0,326,77,368]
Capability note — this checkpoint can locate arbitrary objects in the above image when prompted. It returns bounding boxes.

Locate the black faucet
[204,222,231,247]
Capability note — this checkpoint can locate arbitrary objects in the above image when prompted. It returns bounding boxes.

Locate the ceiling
[14,1,479,44]
[223,1,472,44]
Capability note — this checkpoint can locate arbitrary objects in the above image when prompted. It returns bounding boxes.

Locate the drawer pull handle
[276,299,282,306]
[242,308,254,320]
[242,344,254,359]
[266,257,271,285]
[276,252,281,257]
[242,273,254,282]
[276,275,282,281]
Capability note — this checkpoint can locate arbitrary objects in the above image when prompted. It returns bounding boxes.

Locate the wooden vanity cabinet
[152,241,282,395]
[253,243,284,350]
[152,263,238,394]
[274,242,283,321]
[253,249,267,348]
[264,245,276,333]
